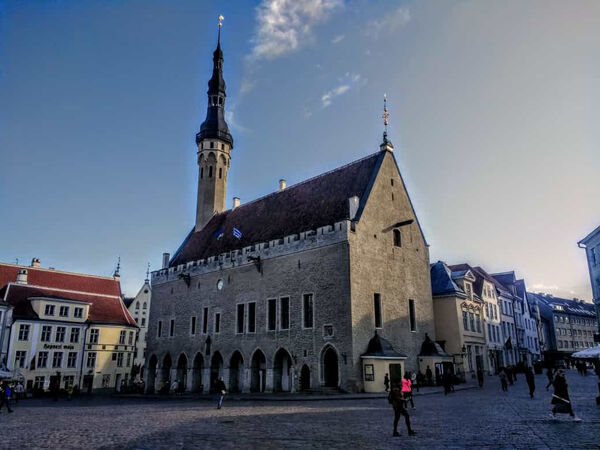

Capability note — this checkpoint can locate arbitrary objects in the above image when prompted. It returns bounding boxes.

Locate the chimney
[279,179,287,191]
[162,253,170,269]
[348,195,360,220]
[232,197,240,209]
[31,258,40,268]
[16,269,27,285]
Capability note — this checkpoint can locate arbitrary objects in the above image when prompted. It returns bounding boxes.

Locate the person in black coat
[215,377,227,409]
[525,366,535,398]
[550,369,580,421]
[389,383,416,437]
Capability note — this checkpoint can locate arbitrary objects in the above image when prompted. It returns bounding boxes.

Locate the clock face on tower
[216,279,224,291]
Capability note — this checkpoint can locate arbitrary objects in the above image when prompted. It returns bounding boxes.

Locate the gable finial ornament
[380,94,394,151]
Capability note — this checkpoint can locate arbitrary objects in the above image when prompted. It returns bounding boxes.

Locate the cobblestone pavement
[2,370,599,449]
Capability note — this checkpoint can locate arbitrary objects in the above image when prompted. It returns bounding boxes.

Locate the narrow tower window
[409,299,417,332]
[209,166,213,178]
[200,167,204,179]
[210,142,214,149]
[393,229,402,247]
[374,293,382,328]
[219,168,222,179]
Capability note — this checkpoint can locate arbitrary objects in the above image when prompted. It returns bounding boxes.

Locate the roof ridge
[0,262,119,282]
[8,282,121,299]
[222,150,383,214]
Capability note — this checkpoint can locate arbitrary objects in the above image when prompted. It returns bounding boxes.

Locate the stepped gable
[170,150,385,266]
[2,283,136,326]
[0,263,121,297]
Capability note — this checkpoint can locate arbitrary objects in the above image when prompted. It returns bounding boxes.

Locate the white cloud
[331,34,345,44]
[225,108,250,133]
[365,6,410,39]
[321,73,362,108]
[250,0,343,61]
[530,283,560,292]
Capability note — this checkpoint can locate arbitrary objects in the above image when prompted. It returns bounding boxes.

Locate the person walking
[14,382,24,403]
[402,373,415,409]
[550,368,581,421]
[425,366,433,386]
[411,371,418,393]
[525,366,535,398]
[0,382,14,413]
[499,368,508,392]
[384,373,390,392]
[476,368,484,388]
[215,377,227,409]
[389,382,416,437]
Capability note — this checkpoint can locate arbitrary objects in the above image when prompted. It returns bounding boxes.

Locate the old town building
[124,277,152,379]
[146,26,435,394]
[578,225,600,334]
[527,292,596,362]
[0,260,137,393]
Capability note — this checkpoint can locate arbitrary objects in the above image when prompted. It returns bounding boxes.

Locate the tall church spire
[195,16,234,232]
[380,94,394,152]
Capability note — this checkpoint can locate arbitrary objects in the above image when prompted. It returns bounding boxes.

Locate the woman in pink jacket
[402,373,415,409]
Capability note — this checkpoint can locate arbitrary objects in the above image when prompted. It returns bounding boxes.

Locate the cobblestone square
[2,371,599,449]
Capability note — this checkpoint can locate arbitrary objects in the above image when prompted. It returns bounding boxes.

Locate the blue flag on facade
[214,227,224,240]
[233,227,242,240]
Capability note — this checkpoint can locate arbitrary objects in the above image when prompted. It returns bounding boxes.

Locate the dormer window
[465,283,473,299]
[393,229,402,247]
[45,305,55,316]
[74,307,83,318]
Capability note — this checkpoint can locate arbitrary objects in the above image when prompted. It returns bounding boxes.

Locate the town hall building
[146,24,435,393]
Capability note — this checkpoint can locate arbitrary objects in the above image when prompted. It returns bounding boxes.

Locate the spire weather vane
[382,94,390,143]
[218,14,224,27]
[146,262,150,281]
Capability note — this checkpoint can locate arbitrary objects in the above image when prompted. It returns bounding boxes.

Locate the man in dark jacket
[0,382,14,413]
[390,383,416,437]
[550,368,581,421]
[215,377,227,409]
[525,366,535,398]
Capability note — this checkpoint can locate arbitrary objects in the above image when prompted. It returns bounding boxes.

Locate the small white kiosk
[361,332,407,393]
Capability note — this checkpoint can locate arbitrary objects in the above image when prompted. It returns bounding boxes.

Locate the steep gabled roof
[0,263,121,297]
[430,261,463,296]
[530,292,595,317]
[3,283,136,326]
[171,151,385,266]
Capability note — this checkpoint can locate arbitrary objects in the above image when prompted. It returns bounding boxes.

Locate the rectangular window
[203,308,208,334]
[67,352,77,368]
[157,320,163,337]
[18,324,30,341]
[190,316,197,335]
[303,294,314,328]
[237,304,245,334]
[37,351,48,368]
[128,331,134,345]
[463,311,469,331]
[476,314,481,333]
[374,293,382,328]
[169,320,175,337]
[119,330,126,344]
[409,299,416,332]
[89,328,99,343]
[117,353,124,367]
[141,317,146,326]
[267,299,277,331]
[63,375,75,388]
[127,353,131,367]
[248,302,256,333]
[87,352,96,368]
[469,312,475,331]
[45,304,55,316]
[214,313,221,333]
[70,328,80,343]
[41,325,52,342]
[59,306,69,317]
[15,351,26,368]
[74,307,83,318]
[487,324,492,340]
[280,297,290,330]
[52,352,63,368]
[34,376,45,390]
[55,326,66,343]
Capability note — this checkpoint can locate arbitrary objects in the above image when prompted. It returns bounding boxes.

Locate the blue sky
[1,0,599,299]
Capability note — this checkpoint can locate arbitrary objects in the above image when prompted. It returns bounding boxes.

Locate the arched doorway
[176,353,188,393]
[229,351,244,393]
[300,364,311,391]
[322,346,339,387]
[273,348,293,392]
[210,352,223,392]
[250,349,266,393]
[192,353,204,392]
[147,355,158,393]
[161,354,172,392]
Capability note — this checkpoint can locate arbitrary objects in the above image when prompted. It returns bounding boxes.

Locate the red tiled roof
[0,263,121,297]
[3,284,136,326]
[171,151,385,266]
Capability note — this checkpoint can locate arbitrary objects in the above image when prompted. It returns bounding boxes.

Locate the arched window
[135,303,140,310]
[209,166,213,178]
[143,302,147,310]
[393,229,401,247]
